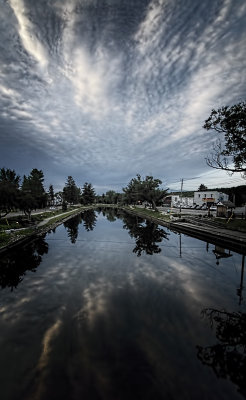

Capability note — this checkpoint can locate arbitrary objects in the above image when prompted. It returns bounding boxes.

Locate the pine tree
[0,168,20,217]
[63,176,80,204]
[81,182,96,205]
[48,184,55,205]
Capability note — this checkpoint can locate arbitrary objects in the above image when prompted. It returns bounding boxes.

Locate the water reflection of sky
[0,210,245,400]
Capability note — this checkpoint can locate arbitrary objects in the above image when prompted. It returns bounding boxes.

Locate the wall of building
[194,191,229,206]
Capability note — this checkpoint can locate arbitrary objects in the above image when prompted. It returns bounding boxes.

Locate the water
[0,208,245,400]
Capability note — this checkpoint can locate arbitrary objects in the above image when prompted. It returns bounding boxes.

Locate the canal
[0,208,245,400]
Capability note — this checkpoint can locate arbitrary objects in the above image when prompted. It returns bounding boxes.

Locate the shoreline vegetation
[0,206,93,253]
[0,204,246,254]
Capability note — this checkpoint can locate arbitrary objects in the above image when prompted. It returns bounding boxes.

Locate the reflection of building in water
[210,245,245,305]
[212,246,232,265]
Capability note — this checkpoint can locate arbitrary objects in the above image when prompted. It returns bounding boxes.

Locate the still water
[0,208,245,400]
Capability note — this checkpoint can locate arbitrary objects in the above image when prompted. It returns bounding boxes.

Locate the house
[163,195,193,207]
[193,191,229,207]
[163,195,180,206]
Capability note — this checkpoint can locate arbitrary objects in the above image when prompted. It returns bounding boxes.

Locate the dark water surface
[0,208,245,400]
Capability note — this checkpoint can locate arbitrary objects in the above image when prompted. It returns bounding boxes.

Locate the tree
[123,175,167,211]
[104,190,121,204]
[0,168,20,217]
[204,102,246,175]
[63,176,80,204]
[48,184,55,206]
[19,169,47,219]
[81,182,96,205]
[198,184,208,191]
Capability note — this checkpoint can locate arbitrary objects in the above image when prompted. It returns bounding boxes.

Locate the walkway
[36,209,81,227]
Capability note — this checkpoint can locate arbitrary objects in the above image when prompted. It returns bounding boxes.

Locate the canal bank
[0,206,94,253]
[122,206,246,254]
[1,204,246,255]
[1,206,245,400]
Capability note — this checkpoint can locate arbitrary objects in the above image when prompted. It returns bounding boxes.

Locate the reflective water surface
[0,208,245,400]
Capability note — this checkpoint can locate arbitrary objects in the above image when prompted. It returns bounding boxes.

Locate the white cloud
[9,0,48,68]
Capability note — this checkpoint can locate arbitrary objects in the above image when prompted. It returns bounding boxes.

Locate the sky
[0,0,246,194]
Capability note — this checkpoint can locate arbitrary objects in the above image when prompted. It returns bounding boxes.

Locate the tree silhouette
[81,182,96,205]
[122,214,169,256]
[204,102,246,175]
[64,213,83,243]
[0,237,48,290]
[63,176,80,204]
[197,308,246,397]
[82,209,97,231]
[123,175,167,210]
[0,168,20,217]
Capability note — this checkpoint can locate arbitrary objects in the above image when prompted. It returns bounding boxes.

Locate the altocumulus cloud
[0,0,246,192]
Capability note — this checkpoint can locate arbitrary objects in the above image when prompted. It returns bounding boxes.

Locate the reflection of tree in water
[197,308,246,398]
[99,207,122,222]
[82,209,97,231]
[63,213,83,243]
[122,214,169,256]
[0,237,48,290]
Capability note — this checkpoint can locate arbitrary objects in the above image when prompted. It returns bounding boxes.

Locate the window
[204,194,206,198]
[211,194,213,197]
[198,194,200,198]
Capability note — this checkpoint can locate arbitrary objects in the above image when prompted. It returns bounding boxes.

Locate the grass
[0,206,85,249]
[0,232,10,246]
[125,206,171,221]
[1,205,245,250]
[215,217,246,232]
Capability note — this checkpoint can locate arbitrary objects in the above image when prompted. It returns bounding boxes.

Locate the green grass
[0,207,85,249]
[215,218,246,232]
[126,206,170,221]
[0,232,10,246]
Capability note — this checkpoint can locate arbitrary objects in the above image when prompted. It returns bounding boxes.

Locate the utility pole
[179,178,183,214]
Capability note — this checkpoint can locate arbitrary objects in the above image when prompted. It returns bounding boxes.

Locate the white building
[194,191,229,207]
[163,195,193,207]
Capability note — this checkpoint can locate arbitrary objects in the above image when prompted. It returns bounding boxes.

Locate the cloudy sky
[0,0,246,193]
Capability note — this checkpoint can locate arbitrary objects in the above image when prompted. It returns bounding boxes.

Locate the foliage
[62,200,68,211]
[105,190,118,204]
[48,184,55,205]
[0,237,48,290]
[204,102,246,174]
[64,213,83,243]
[122,213,169,256]
[81,182,96,205]
[20,169,46,219]
[197,308,246,397]
[123,175,167,210]
[198,184,208,191]
[0,168,20,217]
[82,209,97,231]
[63,176,80,204]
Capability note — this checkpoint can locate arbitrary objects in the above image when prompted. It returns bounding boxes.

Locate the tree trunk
[151,199,158,212]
